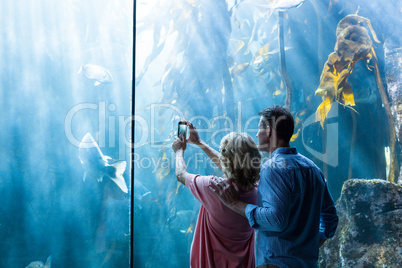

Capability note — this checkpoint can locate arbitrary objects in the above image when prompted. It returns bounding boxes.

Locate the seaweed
[315,14,379,127]
[278,11,292,109]
[315,14,399,182]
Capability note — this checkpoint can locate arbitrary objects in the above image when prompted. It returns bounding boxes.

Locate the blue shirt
[245,147,338,267]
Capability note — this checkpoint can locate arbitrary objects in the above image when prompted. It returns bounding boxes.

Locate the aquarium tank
[1,0,401,267]
[1,0,132,267]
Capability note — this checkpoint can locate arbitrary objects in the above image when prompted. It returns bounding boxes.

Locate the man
[210,105,338,268]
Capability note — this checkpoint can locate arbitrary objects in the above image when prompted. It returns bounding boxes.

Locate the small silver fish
[239,0,306,12]
[26,256,51,268]
[79,133,128,193]
[78,64,113,86]
[272,0,306,10]
[167,210,195,234]
[134,179,151,201]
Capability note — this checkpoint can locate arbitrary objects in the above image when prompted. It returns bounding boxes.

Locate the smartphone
[178,121,188,139]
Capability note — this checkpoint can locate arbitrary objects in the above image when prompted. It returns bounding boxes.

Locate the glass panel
[0,0,133,267]
[135,0,401,267]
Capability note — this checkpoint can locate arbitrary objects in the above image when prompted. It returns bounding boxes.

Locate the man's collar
[270,147,297,157]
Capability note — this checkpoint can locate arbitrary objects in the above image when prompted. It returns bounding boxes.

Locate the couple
[172,106,339,268]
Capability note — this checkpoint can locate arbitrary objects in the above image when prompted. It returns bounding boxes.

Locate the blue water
[134,0,400,267]
[0,0,132,267]
[1,0,401,267]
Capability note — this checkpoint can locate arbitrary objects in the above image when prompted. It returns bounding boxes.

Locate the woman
[172,121,261,268]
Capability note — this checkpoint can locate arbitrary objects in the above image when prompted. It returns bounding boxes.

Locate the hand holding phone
[178,121,188,139]
[186,121,201,145]
[173,121,188,153]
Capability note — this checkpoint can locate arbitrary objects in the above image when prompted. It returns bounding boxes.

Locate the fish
[79,133,128,193]
[228,38,246,56]
[237,0,306,18]
[78,64,113,86]
[134,179,152,210]
[230,62,250,77]
[134,179,151,201]
[26,256,51,268]
[273,0,306,10]
[290,129,300,142]
[252,47,292,65]
[273,89,282,96]
[252,42,271,64]
[252,0,306,10]
[167,209,196,234]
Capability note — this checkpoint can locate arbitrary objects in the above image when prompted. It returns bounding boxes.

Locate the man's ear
[266,125,271,138]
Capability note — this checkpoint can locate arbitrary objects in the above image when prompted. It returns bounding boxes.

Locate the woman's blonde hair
[219,132,261,188]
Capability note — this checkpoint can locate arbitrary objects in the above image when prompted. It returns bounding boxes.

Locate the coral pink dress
[185,174,257,268]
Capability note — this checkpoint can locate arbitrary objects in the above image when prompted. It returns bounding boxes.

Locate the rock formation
[319,179,402,267]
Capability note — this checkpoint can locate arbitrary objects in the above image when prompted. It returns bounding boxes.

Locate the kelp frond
[315,14,378,127]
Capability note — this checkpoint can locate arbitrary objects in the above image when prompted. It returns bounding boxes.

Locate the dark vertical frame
[131,0,136,266]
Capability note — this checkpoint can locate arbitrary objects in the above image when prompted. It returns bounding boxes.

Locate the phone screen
[178,122,187,138]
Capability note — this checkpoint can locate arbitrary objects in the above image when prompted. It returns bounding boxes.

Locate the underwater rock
[319,179,402,267]
[384,34,402,183]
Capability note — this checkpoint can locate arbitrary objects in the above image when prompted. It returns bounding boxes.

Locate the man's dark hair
[258,105,294,142]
